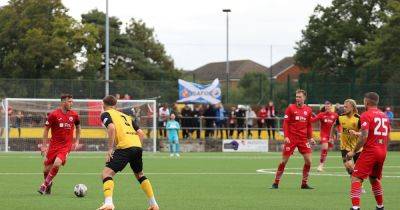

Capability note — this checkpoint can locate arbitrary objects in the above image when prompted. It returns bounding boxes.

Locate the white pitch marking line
[256,168,400,178]
[0,172,261,175]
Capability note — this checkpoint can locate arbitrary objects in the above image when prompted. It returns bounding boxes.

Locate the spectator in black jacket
[180,104,192,139]
[236,106,246,139]
[192,105,202,139]
[204,104,216,138]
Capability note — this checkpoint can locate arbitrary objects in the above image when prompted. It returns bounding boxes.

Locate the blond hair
[344,99,358,114]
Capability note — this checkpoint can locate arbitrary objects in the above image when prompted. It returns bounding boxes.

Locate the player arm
[283,107,290,139]
[101,112,115,151]
[307,110,313,140]
[353,129,368,154]
[131,119,145,144]
[310,113,320,123]
[353,115,369,153]
[75,117,81,145]
[41,126,50,154]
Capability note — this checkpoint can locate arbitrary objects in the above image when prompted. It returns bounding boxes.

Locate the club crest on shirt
[304,111,308,115]
[69,116,73,122]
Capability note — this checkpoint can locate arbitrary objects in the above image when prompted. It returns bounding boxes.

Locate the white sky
[0,0,333,70]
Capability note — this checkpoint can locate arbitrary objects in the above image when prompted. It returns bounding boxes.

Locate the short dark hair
[364,92,379,106]
[296,89,307,97]
[61,94,73,101]
[103,95,117,106]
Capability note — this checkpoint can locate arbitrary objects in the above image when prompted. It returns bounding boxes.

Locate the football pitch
[1,152,399,210]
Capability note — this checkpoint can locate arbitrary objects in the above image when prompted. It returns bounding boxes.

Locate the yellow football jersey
[336,114,361,151]
[101,109,142,149]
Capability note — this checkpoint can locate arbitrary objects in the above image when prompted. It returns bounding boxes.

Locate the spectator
[246,107,257,138]
[180,104,192,139]
[192,105,202,139]
[257,106,267,139]
[166,113,181,157]
[215,103,227,139]
[266,101,276,140]
[158,103,170,138]
[228,106,236,138]
[15,111,23,137]
[385,107,394,123]
[335,103,345,115]
[204,104,216,138]
[236,106,246,139]
[123,93,131,100]
[115,93,121,100]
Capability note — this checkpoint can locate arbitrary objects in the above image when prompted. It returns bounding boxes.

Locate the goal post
[2,98,157,152]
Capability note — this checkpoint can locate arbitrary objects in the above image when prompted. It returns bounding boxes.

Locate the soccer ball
[74,184,87,197]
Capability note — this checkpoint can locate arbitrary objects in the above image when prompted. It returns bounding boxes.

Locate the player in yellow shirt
[331,99,361,175]
[97,95,159,210]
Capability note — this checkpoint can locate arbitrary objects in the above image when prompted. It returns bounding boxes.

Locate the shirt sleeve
[101,112,113,128]
[131,119,140,131]
[307,109,313,139]
[360,113,370,131]
[74,113,81,126]
[283,106,291,138]
[310,113,321,123]
[45,113,55,127]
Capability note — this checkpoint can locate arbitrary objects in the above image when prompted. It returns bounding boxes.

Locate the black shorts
[106,147,143,173]
[341,150,361,163]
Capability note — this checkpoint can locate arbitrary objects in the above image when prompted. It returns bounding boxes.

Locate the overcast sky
[0,0,333,70]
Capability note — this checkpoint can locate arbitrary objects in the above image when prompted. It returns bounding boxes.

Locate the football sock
[138,176,157,206]
[371,179,383,206]
[320,149,328,164]
[43,171,49,181]
[44,166,59,186]
[274,162,286,184]
[302,163,311,185]
[103,177,114,204]
[351,181,362,207]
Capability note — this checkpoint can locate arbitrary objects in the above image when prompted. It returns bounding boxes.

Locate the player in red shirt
[346,92,389,210]
[271,89,315,189]
[38,94,81,195]
[311,101,338,172]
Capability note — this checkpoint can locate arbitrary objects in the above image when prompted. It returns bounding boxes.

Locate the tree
[231,72,270,105]
[295,0,388,81]
[355,0,400,83]
[0,0,81,79]
[80,10,181,81]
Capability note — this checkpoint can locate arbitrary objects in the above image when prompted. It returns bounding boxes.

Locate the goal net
[0,98,157,152]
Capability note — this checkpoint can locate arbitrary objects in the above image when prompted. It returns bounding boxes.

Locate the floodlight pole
[105,0,110,96]
[222,9,231,104]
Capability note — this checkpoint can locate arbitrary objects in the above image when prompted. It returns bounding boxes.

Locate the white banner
[222,140,269,152]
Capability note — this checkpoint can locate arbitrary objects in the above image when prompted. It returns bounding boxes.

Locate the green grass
[0,151,399,210]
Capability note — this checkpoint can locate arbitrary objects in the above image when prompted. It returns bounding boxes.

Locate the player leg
[369,159,385,210]
[350,153,374,210]
[130,147,159,210]
[175,139,180,157]
[271,142,295,189]
[97,149,128,210]
[299,142,313,189]
[168,139,175,157]
[317,140,329,172]
[39,156,63,194]
[341,150,355,175]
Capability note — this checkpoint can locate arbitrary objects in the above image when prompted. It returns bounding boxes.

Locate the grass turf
[0,151,399,210]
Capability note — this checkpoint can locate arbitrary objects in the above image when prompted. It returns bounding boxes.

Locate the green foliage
[0,1,180,83]
[295,0,388,81]
[0,0,80,79]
